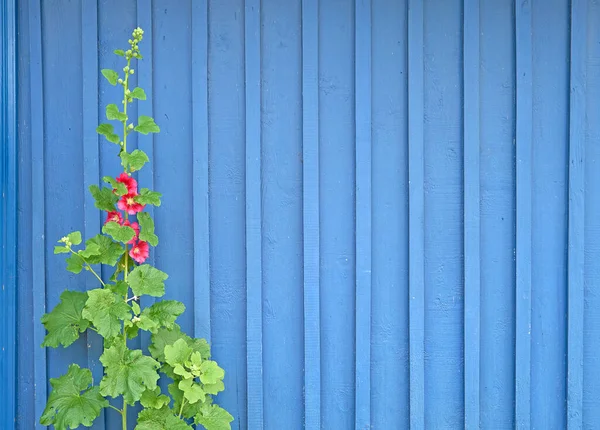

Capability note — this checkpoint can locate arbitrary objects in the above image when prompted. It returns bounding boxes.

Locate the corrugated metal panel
[9,0,600,428]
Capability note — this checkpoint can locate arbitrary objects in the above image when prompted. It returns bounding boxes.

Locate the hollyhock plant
[39,28,233,430]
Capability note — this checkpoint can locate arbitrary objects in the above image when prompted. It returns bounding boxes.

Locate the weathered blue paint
[0,0,17,428]
[6,1,600,429]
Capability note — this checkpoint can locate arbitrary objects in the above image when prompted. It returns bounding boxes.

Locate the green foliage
[40,364,108,430]
[40,27,231,430]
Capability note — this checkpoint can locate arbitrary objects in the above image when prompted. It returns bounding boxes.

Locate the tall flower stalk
[39,28,233,430]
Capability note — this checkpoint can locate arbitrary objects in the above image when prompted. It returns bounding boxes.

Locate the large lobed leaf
[40,364,107,430]
[41,290,90,348]
[82,289,131,338]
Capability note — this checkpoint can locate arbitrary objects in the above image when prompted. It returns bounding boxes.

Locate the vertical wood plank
[191,0,211,342]
[567,0,586,428]
[136,0,155,354]
[80,2,104,428]
[463,0,481,427]
[0,0,18,427]
[245,0,264,427]
[29,0,47,427]
[354,0,372,428]
[515,1,532,428]
[302,0,321,427]
[408,0,425,428]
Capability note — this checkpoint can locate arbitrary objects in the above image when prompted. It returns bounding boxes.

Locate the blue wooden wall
[6,0,600,428]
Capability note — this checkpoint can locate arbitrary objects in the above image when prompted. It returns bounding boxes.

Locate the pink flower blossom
[118,193,145,215]
[129,240,149,264]
[116,172,137,194]
[123,220,140,245]
[105,211,123,225]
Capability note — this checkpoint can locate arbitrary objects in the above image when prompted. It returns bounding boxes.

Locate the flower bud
[117,78,123,84]
[128,123,134,130]
[125,89,131,95]
[123,66,129,72]
[129,69,135,75]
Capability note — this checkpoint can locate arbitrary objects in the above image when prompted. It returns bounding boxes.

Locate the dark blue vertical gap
[515,0,532,427]
[407,0,425,426]
[530,1,570,428]
[136,0,155,361]
[207,0,248,425]
[81,1,104,428]
[422,0,465,426]
[0,0,18,427]
[301,0,321,427]
[463,0,481,427]
[568,0,586,428]
[244,0,264,427]
[260,0,304,428]
[354,0,372,428]
[191,0,211,343]
[370,0,410,427]
[29,0,47,427]
[318,0,356,427]
[479,0,516,426]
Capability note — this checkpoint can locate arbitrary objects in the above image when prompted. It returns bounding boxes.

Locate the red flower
[129,240,149,264]
[116,172,137,194]
[123,220,140,244]
[118,193,145,215]
[104,211,123,225]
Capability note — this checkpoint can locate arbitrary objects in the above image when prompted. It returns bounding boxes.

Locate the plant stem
[108,404,123,415]
[122,402,127,430]
[178,398,187,419]
[70,249,106,287]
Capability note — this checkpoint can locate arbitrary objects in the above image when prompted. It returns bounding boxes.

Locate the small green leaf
[89,185,119,211]
[99,341,160,404]
[168,382,204,420]
[101,69,119,86]
[178,378,205,404]
[137,300,185,333]
[66,254,84,274]
[120,149,149,172]
[137,212,158,246]
[83,234,125,266]
[132,301,141,316]
[140,387,170,409]
[41,290,90,348]
[106,103,127,122]
[114,49,125,56]
[54,245,69,254]
[102,221,136,244]
[128,264,168,297]
[67,231,82,245]
[109,280,129,296]
[109,253,134,282]
[199,360,225,386]
[82,289,131,338]
[135,407,192,430]
[40,364,108,430]
[135,116,160,134]
[135,188,162,206]
[164,338,193,368]
[103,176,128,196]
[130,87,147,100]
[97,123,121,144]
[194,404,234,430]
[149,325,187,363]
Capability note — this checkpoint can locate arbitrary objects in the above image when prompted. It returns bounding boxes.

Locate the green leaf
[164,338,193,368]
[128,264,168,297]
[109,280,129,296]
[120,149,149,172]
[40,364,108,430]
[149,325,187,363]
[54,245,69,254]
[178,378,205,404]
[199,360,225,386]
[135,407,192,430]
[83,234,125,267]
[101,69,119,86]
[97,123,121,144]
[137,212,158,246]
[109,252,134,282]
[41,290,90,348]
[106,103,127,122]
[102,221,136,244]
[82,289,131,338]
[67,231,82,246]
[89,185,119,211]
[99,341,160,404]
[168,382,204,420]
[194,404,234,430]
[137,300,185,334]
[103,176,128,196]
[132,301,141,316]
[114,49,125,57]
[135,188,162,206]
[130,87,147,100]
[66,254,84,274]
[140,386,170,409]
[135,116,160,134]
